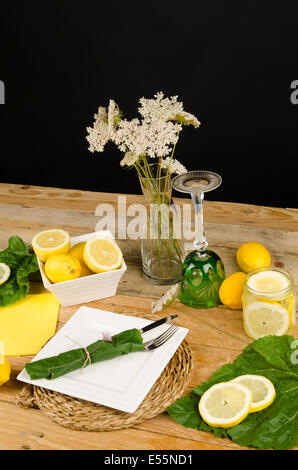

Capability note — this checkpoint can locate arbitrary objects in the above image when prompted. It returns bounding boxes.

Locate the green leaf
[0,236,39,306]
[167,335,298,450]
[167,395,201,429]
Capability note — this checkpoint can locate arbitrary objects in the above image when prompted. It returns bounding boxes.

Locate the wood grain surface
[0,183,297,450]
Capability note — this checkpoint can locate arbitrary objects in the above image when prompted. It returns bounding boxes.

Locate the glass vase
[139,166,184,285]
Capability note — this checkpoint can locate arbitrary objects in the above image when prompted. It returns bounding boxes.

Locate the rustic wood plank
[2,202,298,256]
[1,183,298,230]
[1,203,298,298]
[0,401,242,450]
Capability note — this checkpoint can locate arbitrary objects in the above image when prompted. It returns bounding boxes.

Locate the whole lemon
[219,272,246,309]
[236,242,271,273]
[45,254,81,283]
[69,242,93,277]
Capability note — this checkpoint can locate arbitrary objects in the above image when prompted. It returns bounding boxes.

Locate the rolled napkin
[25,328,144,380]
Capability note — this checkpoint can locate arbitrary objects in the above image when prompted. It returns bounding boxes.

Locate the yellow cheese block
[0,294,59,356]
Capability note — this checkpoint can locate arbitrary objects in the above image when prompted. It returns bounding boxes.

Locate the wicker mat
[17,315,193,432]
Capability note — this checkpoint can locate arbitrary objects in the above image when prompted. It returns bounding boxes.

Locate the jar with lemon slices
[242,267,296,340]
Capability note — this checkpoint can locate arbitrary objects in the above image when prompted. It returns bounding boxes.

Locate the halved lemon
[231,375,276,413]
[31,229,70,262]
[198,382,252,428]
[244,301,289,340]
[83,237,123,273]
[0,263,11,286]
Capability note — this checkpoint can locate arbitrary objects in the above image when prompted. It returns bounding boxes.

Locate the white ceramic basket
[37,231,127,307]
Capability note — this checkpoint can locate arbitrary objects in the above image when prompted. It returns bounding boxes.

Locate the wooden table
[0,183,297,450]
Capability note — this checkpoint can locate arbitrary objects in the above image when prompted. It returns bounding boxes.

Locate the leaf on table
[167,395,201,429]
[0,235,29,267]
[0,236,39,306]
[167,335,298,450]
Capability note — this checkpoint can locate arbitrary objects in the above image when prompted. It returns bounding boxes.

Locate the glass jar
[242,267,296,340]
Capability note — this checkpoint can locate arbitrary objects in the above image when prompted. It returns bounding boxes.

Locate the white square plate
[17,306,188,413]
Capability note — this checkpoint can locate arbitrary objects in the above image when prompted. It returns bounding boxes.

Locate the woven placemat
[17,314,193,432]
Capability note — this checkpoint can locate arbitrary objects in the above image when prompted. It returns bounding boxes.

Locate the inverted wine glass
[172,170,225,308]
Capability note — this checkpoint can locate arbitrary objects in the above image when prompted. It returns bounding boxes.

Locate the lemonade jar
[242,267,296,340]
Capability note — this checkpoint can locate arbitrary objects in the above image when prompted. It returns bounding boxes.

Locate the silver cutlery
[143,325,178,350]
[139,315,178,334]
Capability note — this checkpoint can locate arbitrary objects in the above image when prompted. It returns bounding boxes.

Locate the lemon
[236,242,271,273]
[69,242,93,277]
[83,237,123,273]
[45,254,81,283]
[219,272,246,309]
[231,375,276,413]
[32,229,70,262]
[0,263,11,286]
[244,301,289,340]
[199,382,252,428]
[0,358,11,387]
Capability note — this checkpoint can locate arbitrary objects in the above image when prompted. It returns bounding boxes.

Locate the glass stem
[191,192,208,251]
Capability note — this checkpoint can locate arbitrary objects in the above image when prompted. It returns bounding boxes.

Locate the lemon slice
[244,301,289,339]
[0,263,11,286]
[31,229,70,262]
[199,382,252,428]
[83,237,123,273]
[247,270,289,293]
[231,375,276,413]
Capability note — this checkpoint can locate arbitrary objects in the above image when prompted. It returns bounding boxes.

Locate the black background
[1,1,298,207]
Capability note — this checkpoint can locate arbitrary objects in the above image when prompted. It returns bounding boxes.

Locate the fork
[143,325,178,350]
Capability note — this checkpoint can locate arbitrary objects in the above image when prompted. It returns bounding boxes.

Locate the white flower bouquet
[86,92,200,284]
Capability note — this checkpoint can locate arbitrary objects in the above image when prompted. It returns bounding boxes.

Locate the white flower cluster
[86,106,109,153]
[86,100,120,153]
[86,92,200,171]
[115,118,181,159]
[120,151,139,167]
[161,157,187,175]
[107,99,120,133]
[139,92,200,128]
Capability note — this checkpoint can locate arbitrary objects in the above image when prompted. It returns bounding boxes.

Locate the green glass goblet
[172,171,225,308]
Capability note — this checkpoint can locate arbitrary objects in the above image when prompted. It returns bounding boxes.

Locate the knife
[139,315,178,334]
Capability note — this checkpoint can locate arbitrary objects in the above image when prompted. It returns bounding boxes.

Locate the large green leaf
[0,236,39,306]
[167,335,298,450]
